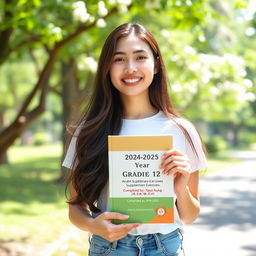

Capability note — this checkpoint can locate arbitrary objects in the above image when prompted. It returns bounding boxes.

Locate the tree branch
[15,48,59,120]
[0,0,14,65]
[28,48,42,76]
[10,35,42,52]
[10,6,120,122]
[48,87,61,96]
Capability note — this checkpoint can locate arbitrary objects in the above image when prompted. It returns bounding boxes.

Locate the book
[108,135,174,224]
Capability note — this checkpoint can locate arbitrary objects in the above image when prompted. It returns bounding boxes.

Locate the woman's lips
[122,77,142,86]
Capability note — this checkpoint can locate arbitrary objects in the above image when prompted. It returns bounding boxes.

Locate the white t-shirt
[63,111,207,235]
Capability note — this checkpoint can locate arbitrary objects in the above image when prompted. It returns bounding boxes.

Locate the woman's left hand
[160,149,191,195]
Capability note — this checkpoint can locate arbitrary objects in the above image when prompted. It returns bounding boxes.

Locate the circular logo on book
[156,207,166,216]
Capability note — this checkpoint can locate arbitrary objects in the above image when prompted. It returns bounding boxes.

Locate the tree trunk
[0,49,59,164]
[56,59,78,183]
[0,0,13,65]
[231,123,242,147]
[0,111,9,164]
[56,58,94,183]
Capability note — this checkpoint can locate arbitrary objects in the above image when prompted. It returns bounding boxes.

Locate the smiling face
[109,34,157,100]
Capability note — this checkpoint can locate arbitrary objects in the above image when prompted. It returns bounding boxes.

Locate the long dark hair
[66,23,204,213]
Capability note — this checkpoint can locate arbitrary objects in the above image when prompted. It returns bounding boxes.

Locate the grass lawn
[0,143,88,256]
[0,143,242,256]
[203,151,242,174]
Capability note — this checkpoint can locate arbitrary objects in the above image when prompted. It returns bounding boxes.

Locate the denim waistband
[90,228,182,250]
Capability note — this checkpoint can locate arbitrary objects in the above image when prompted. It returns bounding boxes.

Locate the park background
[0,0,255,255]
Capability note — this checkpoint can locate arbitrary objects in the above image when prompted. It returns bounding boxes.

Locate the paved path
[184,151,256,256]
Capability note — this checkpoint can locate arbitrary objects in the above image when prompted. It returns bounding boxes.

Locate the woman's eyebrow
[113,49,148,55]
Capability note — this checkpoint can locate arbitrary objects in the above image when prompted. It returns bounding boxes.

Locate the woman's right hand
[88,212,141,242]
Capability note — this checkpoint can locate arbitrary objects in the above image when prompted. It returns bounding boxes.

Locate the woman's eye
[114,57,124,62]
[137,56,147,60]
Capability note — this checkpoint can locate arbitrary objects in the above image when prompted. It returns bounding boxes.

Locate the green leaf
[234,0,248,8]
[17,0,28,5]
[33,0,41,7]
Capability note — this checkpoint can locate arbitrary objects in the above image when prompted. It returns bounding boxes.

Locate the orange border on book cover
[108,136,173,151]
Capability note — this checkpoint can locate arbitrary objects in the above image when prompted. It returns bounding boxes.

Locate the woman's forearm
[176,186,200,224]
[69,205,94,232]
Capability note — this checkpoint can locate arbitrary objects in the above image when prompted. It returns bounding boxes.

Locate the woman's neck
[121,95,158,120]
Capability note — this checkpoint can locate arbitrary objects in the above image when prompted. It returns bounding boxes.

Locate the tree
[0,0,217,164]
[0,0,119,163]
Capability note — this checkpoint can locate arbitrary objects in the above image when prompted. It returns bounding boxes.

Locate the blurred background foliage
[0,0,255,163]
[0,0,255,255]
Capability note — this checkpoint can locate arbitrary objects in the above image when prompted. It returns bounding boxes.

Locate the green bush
[238,132,256,148]
[33,132,49,145]
[205,135,228,154]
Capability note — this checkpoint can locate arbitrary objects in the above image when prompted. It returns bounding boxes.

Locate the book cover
[108,135,174,224]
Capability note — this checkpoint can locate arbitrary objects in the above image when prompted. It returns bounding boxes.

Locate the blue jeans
[88,229,185,256]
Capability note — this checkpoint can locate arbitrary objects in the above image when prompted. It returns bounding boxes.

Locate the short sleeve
[62,124,83,170]
[178,118,207,172]
[62,136,77,169]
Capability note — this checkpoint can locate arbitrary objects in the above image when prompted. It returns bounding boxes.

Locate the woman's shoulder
[166,113,196,131]
[175,116,195,129]
[171,115,201,140]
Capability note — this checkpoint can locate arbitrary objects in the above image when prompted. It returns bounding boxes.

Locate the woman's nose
[125,60,137,73]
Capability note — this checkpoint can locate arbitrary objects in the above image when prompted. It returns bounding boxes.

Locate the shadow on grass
[0,156,66,207]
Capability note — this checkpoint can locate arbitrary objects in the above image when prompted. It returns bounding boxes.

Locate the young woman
[63,23,207,256]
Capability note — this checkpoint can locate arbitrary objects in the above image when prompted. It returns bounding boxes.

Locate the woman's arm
[161,149,200,224]
[68,183,141,242]
[175,171,200,224]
